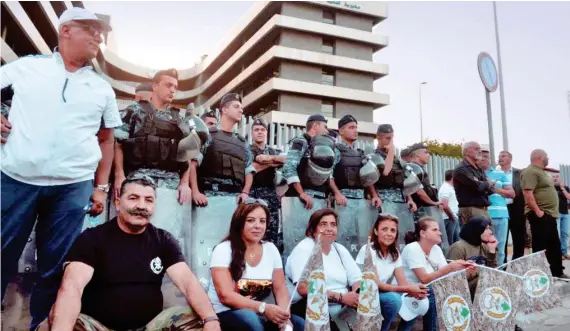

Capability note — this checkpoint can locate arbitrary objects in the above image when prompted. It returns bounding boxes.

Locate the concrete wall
[279,93,321,116]
[335,39,373,61]
[334,11,373,32]
[335,100,373,122]
[281,2,322,22]
[280,61,322,84]
[279,30,322,52]
[335,69,374,91]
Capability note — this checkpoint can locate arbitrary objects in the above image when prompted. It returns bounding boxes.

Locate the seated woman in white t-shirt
[286,208,361,329]
[398,217,472,331]
[207,200,305,331]
[355,214,428,331]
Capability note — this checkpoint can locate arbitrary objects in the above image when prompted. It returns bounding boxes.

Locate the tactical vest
[333,143,365,190]
[199,127,246,185]
[411,162,439,207]
[252,146,279,188]
[374,149,405,190]
[122,102,184,173]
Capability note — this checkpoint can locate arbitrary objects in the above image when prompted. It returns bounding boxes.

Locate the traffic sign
[477,52,499,93]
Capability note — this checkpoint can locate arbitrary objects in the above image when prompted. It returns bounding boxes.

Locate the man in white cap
[0,7,120,328]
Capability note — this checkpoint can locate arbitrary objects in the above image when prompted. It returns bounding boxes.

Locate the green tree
[424,139,462,159]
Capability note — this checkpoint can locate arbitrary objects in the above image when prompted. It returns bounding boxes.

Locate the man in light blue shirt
[480,150,515,266]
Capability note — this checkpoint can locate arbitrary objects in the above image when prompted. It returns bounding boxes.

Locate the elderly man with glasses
[0,7,121,328]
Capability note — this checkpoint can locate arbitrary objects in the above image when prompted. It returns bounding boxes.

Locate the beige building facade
[1,1,389,137]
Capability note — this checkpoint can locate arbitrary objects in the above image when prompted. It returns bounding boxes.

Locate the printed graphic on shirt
[150,257,163,274]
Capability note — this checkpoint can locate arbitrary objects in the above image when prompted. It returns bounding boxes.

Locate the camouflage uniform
[282,134,340,199]
[250,144,283,253]
[193,126,255,196]
[36,307,202,331]
[373,148,408,204]
[115,102,182,190]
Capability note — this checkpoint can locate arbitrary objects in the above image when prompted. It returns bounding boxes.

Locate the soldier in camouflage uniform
[114,70,191,199]
[281,114,339,257]
[407,142,444,221]
[373,124,418,248]
[249,118,285,252]
[329,115,381,257]
[188,93,255,282]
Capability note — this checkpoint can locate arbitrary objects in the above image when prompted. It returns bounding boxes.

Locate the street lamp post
[419,82,427,141]
[493,1,509,151]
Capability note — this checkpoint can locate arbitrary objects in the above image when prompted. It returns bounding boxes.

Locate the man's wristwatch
[202,316,219,326]
[258,302,266,315]
[95,184,110,193]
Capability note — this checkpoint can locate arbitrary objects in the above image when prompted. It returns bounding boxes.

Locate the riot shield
[281,196,328,261]
[151,188,193,261]
[191,196,238,288]
[380,202,415,251]
[334,199,378,259]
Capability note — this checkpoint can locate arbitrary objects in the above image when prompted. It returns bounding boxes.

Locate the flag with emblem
[507,250,562,314]
[298,234,330,331]
[354,243,382,331]
[472,267,524,330]
[430,270,473,331]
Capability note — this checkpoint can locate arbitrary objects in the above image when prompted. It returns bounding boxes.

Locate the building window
[321,100,334,118]
[322,68,334,86]
[323,10,335,24]
[322,38,334,55]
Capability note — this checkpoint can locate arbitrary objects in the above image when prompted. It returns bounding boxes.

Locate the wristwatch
[95,184,110,193]
[202,316,219,326]
[258,302,266,315]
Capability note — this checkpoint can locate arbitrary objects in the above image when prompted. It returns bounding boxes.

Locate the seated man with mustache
[39,174,221,331]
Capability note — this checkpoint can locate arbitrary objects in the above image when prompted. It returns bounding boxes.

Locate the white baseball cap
[58,7,112,32]
[398,293,430,321]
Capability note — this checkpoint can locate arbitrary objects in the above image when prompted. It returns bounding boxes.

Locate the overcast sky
[86,1,570,168]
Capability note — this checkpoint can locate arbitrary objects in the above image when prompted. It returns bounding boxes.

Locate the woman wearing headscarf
[448,217,498,297]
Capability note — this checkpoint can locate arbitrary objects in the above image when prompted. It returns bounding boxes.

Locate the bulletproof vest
[333,143,365,190]
[299,134,336,191]
[199,127,246,185]
[252,146,279,188]
[411,162,438,207]
[374,149,405,189]
[122,102,184,173]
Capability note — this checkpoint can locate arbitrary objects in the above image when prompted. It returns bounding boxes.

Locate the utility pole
[493,1,509,151]
[419,82,427,141]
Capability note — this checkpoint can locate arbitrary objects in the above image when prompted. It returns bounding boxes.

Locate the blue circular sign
[477,52,498,92]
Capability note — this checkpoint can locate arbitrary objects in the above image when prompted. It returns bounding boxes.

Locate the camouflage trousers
[251,187,284,253]
[376,188,406,204]
[413,206,429,224]
[36,307,202,331]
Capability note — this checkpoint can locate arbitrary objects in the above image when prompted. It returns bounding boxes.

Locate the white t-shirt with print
[400,242,447,284]
[355,245,402,285]
[207,241,282,313]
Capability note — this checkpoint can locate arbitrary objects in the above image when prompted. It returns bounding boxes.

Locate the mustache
[126,207,152,218]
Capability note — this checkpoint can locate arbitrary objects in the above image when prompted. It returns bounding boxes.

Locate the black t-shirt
[555,185,569,215]
[65,219,185,330]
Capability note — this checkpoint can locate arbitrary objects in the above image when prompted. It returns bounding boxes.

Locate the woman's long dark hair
[404,216,437,244]
[370,214,400,261]
[221,203,270,282]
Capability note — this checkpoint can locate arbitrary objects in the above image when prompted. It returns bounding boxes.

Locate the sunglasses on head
[242,198,268,207]
[125,173,157,188]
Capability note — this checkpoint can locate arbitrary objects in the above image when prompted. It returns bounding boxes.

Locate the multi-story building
[1,1,389,139]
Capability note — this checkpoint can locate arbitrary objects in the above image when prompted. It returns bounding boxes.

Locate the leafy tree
[424,139,462,159]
